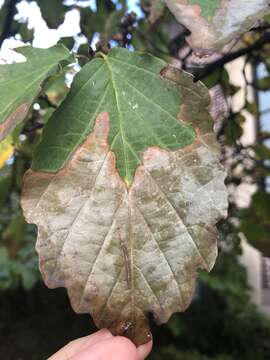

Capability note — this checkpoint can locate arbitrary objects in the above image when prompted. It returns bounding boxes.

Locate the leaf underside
[22,64,228,345]
[165,0,270,52]
[0,45,71,142]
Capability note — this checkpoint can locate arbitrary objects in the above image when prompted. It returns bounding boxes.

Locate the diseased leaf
[22,65,228,345]
[165,0,270,52]
[32,48,196,185]
[0,45,71,142]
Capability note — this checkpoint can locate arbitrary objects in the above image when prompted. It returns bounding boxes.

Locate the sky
[0,0,141,61]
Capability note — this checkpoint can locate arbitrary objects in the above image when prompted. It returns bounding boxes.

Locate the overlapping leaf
[22,52,228,344]
[141,0,166,24]
[37,0,68,29]
[0,45,71,142]
[165,0,270,52]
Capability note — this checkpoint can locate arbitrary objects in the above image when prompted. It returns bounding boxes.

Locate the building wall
[226,57,270,316]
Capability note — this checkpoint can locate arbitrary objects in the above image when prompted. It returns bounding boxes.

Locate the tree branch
[193,32,270,81]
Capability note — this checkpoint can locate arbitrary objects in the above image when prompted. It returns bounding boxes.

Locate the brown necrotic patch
[0,102,31,142]
[164,0,270,53]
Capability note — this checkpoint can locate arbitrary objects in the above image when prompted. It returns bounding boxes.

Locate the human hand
[48,329,153,360]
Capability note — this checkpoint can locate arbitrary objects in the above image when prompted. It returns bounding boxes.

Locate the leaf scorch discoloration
[22,69,228,345]
[0,103,31,142]
[0,45,71,142]
[165,0,270,53]
[31,48,196,184]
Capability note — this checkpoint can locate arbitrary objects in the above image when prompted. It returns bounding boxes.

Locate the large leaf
[0,45,71,142]
[32,48,196,185]
[165,0,270,52]
[22,63,228,345]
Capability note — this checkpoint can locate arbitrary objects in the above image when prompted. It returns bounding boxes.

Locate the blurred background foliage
[0,0,270,359]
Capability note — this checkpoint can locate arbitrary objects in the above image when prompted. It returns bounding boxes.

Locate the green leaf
[240,191,270,256]
[80,1,121,40]
[57,36,75,51]
[0,166,11,207]
[252,191,270,221]
[188,0,221,21]
[20,265,38,290]
[257,76,270,91]
[17,22,34,43]
[253,144,270,159]
[246,101,259,116]
[37,0,68,29]
[43,72,69,107]
[32,48,196,185]
[2,213,27,245]
[0,45,71,142]
[103,8,126,42]
[224,114,244,145]
[0,2,7,35]
[141,0,166,24]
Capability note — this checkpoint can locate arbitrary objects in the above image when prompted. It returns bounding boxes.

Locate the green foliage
[149,221,270,360]
[0,1,7,35]
[140,0,166,24]
[240,191,270,256]
[257,76,270,91]
[151,347,233,360]
[0,176,39,291]
[37,0,68,29]
[80,0,127,43]
[224,113,244,145]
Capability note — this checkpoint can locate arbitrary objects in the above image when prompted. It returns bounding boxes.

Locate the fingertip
[112,336,138,359]
[48,329,113,360]
[72,334,138,360]
[137,340,153,360]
